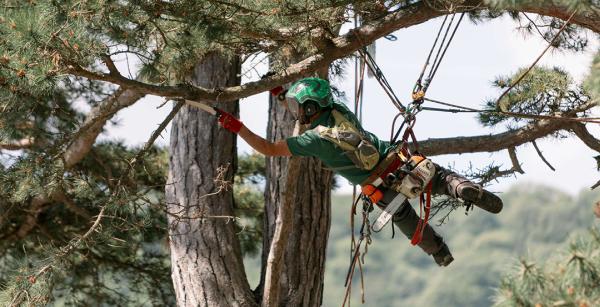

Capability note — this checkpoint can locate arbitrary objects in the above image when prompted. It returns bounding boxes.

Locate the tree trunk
[166,54,256,307]
[259,75,334,306]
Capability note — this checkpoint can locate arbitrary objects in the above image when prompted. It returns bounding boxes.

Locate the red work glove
[262,72,287,101]
[216,109,242,133]
[270,86,284,96]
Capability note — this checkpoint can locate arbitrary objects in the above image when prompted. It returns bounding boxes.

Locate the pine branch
[3,88,144,242]
[6,98,179,306]
[54,189,91,220]
[12,194,48,240]
[102,55,120,76]
[508,146,525,174]
[62,1,598,104]
[64,88,144,168]
[419,118,566,156]
[570,122,600,153]
[0,138,34,150]
[591,179,600,190]
[418,100,597,156]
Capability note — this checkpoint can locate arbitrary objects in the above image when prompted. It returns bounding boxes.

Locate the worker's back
[285,101,391,185]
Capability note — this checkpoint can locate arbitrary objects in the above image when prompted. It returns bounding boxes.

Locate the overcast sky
[104,15,599,195]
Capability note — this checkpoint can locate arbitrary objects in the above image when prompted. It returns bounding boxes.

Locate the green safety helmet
[285,78,334,123]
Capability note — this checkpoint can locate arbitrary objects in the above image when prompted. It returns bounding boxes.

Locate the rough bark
[418,101,598,157]
[258,76,333,307]
[419,118,566,156]
[166,54,256,307]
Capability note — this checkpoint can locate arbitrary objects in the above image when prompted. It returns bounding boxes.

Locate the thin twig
[521,13,552,44]
[531,140,556,171]
[508,147,525,174]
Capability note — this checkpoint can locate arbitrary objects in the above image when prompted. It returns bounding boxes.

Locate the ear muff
[303,101,319,117]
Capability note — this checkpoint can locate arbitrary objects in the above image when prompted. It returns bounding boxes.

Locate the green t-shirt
[286,103,391,185]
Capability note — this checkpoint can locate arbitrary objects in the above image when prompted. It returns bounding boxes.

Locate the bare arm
[239,125,292,157]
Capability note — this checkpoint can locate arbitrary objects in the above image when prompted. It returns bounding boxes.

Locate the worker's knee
[430,163,457,196]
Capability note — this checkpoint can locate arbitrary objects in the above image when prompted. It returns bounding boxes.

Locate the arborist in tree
[215,77,503,267]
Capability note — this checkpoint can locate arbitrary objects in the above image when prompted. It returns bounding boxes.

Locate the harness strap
[359,150,405,187]
[410,181,432,245]
[402,125,419,154]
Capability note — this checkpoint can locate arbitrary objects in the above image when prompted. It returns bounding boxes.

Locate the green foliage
[0,0,597,305]
[0,150,266,305]
[494,227,600,307]
[461,1,592,52]
[0,143,174,306]
[234,153,266,257]
[479,67,591,126]
[236,152,266,185]
[0,0,365,88]
[485,0,595,13]
[584,50,600,101]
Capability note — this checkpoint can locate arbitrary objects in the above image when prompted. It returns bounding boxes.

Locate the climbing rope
[422,97,600,124]
[359,10,587,140]
[343,21,371,305]
[343,195,372,307]
[357,11,466,146]
[413,14,450,95]
[358,47,405,114]
[346,15,465,277]
[413,12,466,98]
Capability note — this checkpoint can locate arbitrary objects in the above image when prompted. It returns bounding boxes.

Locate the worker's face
[285,98,306,124]
[298,106,312,125]
[285,99,319,125]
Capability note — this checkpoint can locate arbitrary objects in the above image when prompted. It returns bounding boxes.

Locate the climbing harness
[368,154,436,232]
